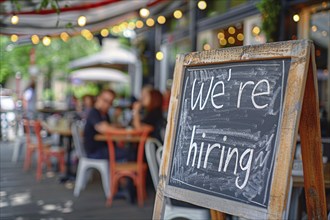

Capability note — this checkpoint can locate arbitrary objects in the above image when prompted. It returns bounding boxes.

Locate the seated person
[80,94,95,119]
[83,89,127,160]
[132,89,165,143]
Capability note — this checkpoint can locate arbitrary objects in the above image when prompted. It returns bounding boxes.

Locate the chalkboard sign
[169,59,290,208]
[153,40,327,220]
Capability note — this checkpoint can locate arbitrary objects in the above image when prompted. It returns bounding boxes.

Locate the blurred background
[0,0,329,219]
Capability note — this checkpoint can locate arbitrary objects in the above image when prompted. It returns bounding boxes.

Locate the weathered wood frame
[153,40,327,219]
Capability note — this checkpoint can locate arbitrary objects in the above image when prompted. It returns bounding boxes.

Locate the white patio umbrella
[70,67,129,83]
[69,39,142,98]
[69,39,137,69]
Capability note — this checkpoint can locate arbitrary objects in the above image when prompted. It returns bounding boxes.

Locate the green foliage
[0,35,100,84]
[34,36,100,76]
[0,37,32,84]
[10,0,60,13]
[70,83,99,99]
[42,88,54,100]
[257,0,281,42]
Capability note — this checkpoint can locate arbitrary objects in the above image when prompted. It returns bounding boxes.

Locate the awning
[70,67,129,83]
[0,0,163,37]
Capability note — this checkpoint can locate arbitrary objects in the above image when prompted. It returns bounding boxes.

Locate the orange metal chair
[105,128,152,207]
[23,119,37,171]
[33,120,66,181]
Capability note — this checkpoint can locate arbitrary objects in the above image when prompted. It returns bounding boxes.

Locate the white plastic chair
[71,121,110,198]
[145,138,210,220]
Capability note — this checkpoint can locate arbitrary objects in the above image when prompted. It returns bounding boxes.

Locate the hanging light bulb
[112,26,120,34]
[78,16,87,27]
[11,15,19,25]
[42,36,51,46]
[173,10,183,19]
[100,29,109,37]
[156,51,164,60]
[128,22,136,30]
[197,1,207,10]
[203,43,211,50]
[31,35,40,44]
[146,18,155,27]
[139,8,150,18]
[217,32,225,39]
[219,38,227,46]
[293,14,300,22]
[10,34,18,42]
[157,16,166,24]
[237,33,244,41]
[228,37,235,44]
[136,20,144,28]
[228,27,236,35]
[252,26,261,36]
[81,29,93,40]
[60,32,70,42]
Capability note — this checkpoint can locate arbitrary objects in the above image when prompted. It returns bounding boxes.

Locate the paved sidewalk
[0,141,154,220]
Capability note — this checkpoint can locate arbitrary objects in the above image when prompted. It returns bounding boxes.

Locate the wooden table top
[94,134,141,142]
[42,121,72,137]
[293,163,330,188]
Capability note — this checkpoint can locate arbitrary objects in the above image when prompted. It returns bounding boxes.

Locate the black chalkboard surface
[169,59,291,208]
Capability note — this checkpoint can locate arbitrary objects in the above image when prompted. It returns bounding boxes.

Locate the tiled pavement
[0,141,154,220]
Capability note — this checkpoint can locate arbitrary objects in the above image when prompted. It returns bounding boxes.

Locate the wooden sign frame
[153,40,327,219]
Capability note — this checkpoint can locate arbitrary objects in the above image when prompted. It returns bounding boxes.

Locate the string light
[228,37,235,44]
[78,16,87,27]
[157,16,166,24]
[128,22,136,30]
[228,27,236,35]
[173,10,183,19]
[252,26,261,36]
[203,43,211,50]
[146,18,155,27]
[217,32,225,39]
[237,33,244,41]
[120,22,128,30]
[60,32,70,42]
[136,20,144,28]
[322,31,328,37]
[112,26,120,33]
[85,35,93,40]
[139,8,150,18]
[10,34,18,42]
[100,29,109,37]
[311,25,318,32]
[11,15,19,25]
[197,1,207,10]
[81,29,93,40]
[81,29,89,36]
[31,35,40,44]
[156,51,164,60]
[42,36,51,46]
[219,38,227,46]
[293,14,300,22]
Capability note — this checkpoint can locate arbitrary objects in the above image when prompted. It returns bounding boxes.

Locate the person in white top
[23,80,36,119]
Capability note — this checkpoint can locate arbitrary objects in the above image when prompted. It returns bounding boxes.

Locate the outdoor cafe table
[94,134,141,142]
[42,121,74,182]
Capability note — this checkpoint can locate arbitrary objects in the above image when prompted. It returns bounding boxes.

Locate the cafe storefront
[157,0,260,92]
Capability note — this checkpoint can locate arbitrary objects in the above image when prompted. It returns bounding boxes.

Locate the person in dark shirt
[132,89,164,142]
[80,94,95,119]
[83,89,117,159]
